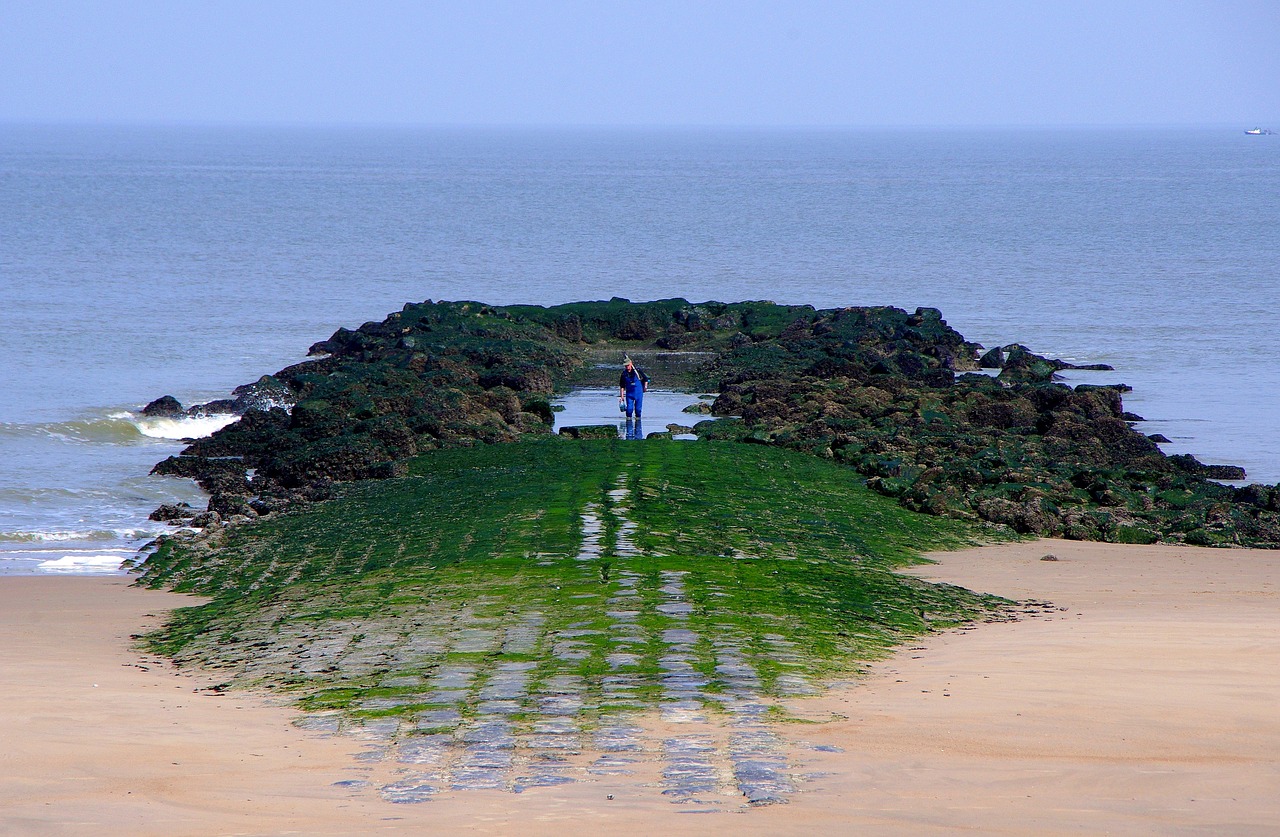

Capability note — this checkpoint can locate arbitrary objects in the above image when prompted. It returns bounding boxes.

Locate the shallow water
[552,389,714,440]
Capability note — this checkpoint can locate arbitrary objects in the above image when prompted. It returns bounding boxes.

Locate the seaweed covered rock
[148,298,1280,548]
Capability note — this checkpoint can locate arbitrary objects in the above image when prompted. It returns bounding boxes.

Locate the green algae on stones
[139,439,1012,724]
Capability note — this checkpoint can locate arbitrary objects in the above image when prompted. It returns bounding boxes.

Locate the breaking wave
[35,552,130,573]
[0,411,239,445]
[0,528,156,544]
[128,413,240,440]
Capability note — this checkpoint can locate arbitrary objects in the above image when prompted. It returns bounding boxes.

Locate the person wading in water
[618,355,650,420]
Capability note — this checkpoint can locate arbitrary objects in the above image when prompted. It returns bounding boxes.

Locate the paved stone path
[286,469,810,808]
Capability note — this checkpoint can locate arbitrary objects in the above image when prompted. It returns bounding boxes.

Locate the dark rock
[1234,484,1274,509]
[656,332,694,350]
[1169,454,1246,481]
[997,346,1058,383]
[208,494,255,518]
[1113,525,1159,544]
[558,425,619,440]
[1148,433,1171,444]
[232,375,295,412]
[1184,528,1215,546]
[142,395,185,417]
[139,298,1280,551]
[1202,464,1247,481]
[978,346,1005,369]
[149,502,196,522]
[189,399,239,417]
[189,510,222,528]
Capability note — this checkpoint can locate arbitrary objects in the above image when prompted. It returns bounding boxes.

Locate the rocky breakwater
[696,307,1277,547]
[145,298,1280,550]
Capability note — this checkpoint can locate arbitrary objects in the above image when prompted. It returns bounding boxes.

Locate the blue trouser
[624,389,644,418]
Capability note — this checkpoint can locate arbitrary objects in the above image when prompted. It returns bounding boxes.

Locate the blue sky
[2,1,1276,126]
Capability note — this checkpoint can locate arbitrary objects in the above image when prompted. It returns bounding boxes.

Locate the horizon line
[2,117,1269,132]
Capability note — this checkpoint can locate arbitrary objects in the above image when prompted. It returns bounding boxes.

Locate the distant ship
[1244,127,1274,135]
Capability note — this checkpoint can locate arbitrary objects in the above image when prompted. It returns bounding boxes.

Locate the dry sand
[2,541,1278,835]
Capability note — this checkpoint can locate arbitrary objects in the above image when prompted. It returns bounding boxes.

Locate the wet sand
[2,541,1278,835]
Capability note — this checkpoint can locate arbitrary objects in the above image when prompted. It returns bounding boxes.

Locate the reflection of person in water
[617,356,649,419]
[625,417,643,440]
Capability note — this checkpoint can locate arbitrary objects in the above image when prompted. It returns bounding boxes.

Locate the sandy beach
[3,541,1278,835]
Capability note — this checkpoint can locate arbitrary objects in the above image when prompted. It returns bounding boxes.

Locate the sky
[1,0,1276,127]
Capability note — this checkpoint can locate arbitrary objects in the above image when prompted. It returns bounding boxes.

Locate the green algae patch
[140,438,1012,724]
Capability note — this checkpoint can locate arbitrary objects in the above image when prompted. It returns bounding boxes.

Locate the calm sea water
[2,125,1277,573]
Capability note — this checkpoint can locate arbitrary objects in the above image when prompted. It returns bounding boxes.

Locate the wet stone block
[661,702,708,723]
[540,674,585,693]
[458,719,515,748]
[353,718,401,740]
[292,714,341,733]
[476,700,522,716]
[726,701,771,725]
[730,729,781,755]
[589,755,639,775]
[774,673,817,695]
[396,734,451,764]
[537,694,585,716]
[661,628,699,645]
[558,628,604,639]
[594,725,645,752]
[451,765,509,791]
[525,718,581,750]
[358,696,413,710]
[457,745,514,769]
[532,718,580,735]
[512,774,576,793]
[380,675,425,688]
[423,689,469,704]
[478,663,534,700]
[451,629,499,654]
[429,665,477,690]
[551,641,590,661]
[501,626,543,655]
[527,734,582,751]
[606,652,641,669]
[354,745,390,763]
[662,759,721,798]
[379,775,439,804]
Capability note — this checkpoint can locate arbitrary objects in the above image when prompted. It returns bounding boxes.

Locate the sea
[2,124,1277,574]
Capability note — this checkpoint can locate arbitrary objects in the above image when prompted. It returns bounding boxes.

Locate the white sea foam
[4,530,116,543]
[0,529,155,543]
[133,413,239,440]
[35,553,127,573]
